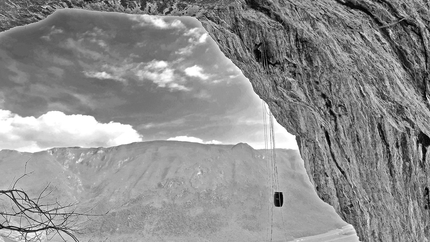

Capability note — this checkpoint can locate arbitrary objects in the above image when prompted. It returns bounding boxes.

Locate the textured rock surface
[1,1,430,241]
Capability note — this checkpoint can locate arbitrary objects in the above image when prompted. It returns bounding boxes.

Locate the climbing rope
[269,110,280,191]
[262,101,289,242]
[263,101,277,241]
[262,101,273,241]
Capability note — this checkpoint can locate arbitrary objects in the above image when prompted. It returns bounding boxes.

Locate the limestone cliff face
[1,1,430,241]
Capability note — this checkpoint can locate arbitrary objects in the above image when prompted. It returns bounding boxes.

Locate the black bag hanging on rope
[263,101,284,208]
[274,192,283,207]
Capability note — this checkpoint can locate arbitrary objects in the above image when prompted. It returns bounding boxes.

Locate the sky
[0,9,298,152]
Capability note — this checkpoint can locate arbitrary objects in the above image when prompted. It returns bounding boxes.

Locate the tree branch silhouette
[0,159,103,242]
[0,186,85,241]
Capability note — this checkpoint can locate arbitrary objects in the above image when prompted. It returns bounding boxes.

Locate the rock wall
[1,1,430,241]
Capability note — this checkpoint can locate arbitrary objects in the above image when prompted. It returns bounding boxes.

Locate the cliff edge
[1,1,430,241]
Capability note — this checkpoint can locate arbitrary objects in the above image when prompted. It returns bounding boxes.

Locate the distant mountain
[0,141,349,242]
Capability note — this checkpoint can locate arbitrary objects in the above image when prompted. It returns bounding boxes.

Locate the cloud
[83,27,114,49]
[44,22,192,92]
[83,71,126,82]
[62,38,104,60]
[184,28,208,44]
[91,60,139,83]
[139,118,186,130]
[129,15,185,29]
[36,49,74,66]
[167,136,222,145]
[84,27,114,38]
[90,38,108,48]
[51,28,64,35]
[47,66,65,78]
[41,26,64,41]
[0,92,4,109]
[136,60,190,91]
[0,109,142,152]
[198,33,208,43]
[175,27,209,56]
[175,45,194,55]
[193,90,211,99]
[6,60,29,84]
[184,65,209,80]
[81,57,190,91]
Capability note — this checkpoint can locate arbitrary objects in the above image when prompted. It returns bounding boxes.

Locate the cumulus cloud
[136,60,190,91]
[175,27,209,56]
[52,23,193,91]
[184,28,208,44]
[175,45,194,56]
[167,136,222,145]
[81,58,190,91]
[198,33,208,43]
[129,15,185,29]
[93,60,140,83]
[184,65,210,80]
[0,109,142,152]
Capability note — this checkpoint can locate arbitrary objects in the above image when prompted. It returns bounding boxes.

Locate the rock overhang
[1,1,430,241]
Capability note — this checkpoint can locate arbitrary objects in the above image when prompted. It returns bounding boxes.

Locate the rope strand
[264,101,289,241]
[262,101,272,242]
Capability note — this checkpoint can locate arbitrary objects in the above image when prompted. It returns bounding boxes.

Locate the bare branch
[0,161,103,242]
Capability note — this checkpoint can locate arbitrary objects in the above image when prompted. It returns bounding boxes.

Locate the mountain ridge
[0,141,351,242]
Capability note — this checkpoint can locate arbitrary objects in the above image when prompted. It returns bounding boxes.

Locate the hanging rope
[269,110,280,191]
[261,101,268,242]
[262,101,273,242]
[263,101,281,241]
[263,101,289,242]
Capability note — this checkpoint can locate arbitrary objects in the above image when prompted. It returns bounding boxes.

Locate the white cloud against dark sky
[167,136,222,145]
[0,109,142,152]
[0,9,297,152]
[128,15,186,29]
[184,65,210,80]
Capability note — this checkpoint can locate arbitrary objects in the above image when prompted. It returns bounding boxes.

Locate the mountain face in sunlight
[0,142,353,242]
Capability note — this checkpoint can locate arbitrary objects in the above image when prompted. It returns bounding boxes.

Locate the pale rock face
[0,142,349,242]
[1,1,430,241]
